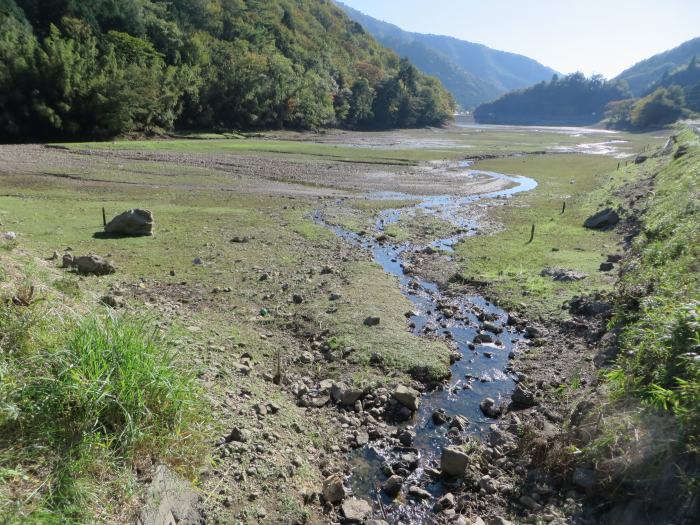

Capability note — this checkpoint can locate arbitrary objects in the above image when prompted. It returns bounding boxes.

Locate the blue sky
[340,0,700,78]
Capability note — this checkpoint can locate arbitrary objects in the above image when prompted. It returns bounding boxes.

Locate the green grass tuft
[0,304,202,522]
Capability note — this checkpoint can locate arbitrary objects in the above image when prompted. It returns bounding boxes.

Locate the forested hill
[338,2,557,109]
[615,37,700,96]
[0,0,455,141]
[651,56,700,104]
[473,73,629,126]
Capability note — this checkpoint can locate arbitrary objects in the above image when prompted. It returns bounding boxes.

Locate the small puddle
[315,162,538,523]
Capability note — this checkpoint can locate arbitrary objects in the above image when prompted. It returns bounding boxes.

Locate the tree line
[473,73,629,126]
[473,61,700,130]
[0,0,455,141]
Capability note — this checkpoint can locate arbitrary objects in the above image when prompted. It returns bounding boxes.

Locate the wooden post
[102,207,107,227]
[527,224,535,244]
[561,202,566,214]
[273,348,282,385]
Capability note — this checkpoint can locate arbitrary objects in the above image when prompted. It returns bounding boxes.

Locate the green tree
[630,86,686,129]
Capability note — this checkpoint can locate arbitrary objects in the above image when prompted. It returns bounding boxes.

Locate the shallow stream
[315,163,538,523]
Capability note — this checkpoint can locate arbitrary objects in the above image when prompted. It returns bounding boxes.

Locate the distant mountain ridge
[615,37,700,96]
[338,2,558,109]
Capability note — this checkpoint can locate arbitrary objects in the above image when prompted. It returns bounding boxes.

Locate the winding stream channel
[315,162,538,523]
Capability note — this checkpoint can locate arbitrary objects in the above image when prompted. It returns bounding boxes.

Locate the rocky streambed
[313,164,539,524]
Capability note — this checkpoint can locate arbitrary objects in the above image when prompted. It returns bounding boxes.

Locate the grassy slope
[612,128,700,443]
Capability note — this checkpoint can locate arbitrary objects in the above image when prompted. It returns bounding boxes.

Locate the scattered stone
[434,493,455,511]
[481,321,503,334]
[100,295,124,308]
[572,467,597,490]
[540,267,587,282]
[479,475,498,494]
[136,464,201,525]
[74,255,115,276]
[322,474,347,504]
[341,498,372,523]
[397,429,415,446]
[583,208,620,230]
[432,409,449,425]
[489,516,514,525]
[225,427,250,443]
[473,333,494,344]
[330,383,363,406]
[407,486,432,500]
[364,316,381,327]
[519,495,539,510]
[393,385,420,411]
[599,262,614,272]
[230,236,249,243]
[480,397,501,418]
[253,403,268,416]
[448,415,469,432]
[292,293,304,304]
[440,447,469,477]
[105,209,154,236]
[354,431,369,447]
[382,475,404,497]
[511,383,537,408]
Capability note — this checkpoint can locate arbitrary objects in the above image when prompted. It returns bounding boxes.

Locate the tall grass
[610,129,700,448]
[0,304,201,522]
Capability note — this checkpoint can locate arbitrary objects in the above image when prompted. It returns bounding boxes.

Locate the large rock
[511,383,537,408]
[540,267,587,282]
[341,498,372,522]
[74,255,115,276]
[407,486,432,499]
[382,475,404,497]
[440,447,469,477]
[135,465,202,525]
[583,208,620,230]
[393,385,420,411]
[330,383,363,406]
[225,426,250,443]
[480,397,501,418]
[105,209,154,237]
[572,467,597,490]
[322,474,347,504]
